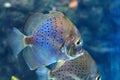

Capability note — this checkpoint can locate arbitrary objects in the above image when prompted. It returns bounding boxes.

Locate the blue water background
[0,0,120,80]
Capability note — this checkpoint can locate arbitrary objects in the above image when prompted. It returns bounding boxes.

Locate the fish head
[55,12,83,59]
[60,31,83,59]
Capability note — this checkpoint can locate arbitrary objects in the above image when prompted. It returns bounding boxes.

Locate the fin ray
[8,28,26,57]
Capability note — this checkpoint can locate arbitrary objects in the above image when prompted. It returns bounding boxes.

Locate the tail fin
[8,28,27,57]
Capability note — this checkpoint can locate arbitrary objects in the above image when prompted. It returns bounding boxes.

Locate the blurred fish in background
[49,50,100,80]
[0,0,120,80]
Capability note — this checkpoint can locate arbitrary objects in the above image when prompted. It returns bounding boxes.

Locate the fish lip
[67,49,84,60]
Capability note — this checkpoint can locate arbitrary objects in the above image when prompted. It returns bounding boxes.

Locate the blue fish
[8,10,82,70]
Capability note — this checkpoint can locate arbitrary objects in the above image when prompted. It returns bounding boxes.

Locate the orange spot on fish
[25,36,34,44]
[69,0,78,8]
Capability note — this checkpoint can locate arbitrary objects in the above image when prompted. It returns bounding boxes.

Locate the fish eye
[96,75,101,80]
[76,40,80,45]
[75,39,82,46]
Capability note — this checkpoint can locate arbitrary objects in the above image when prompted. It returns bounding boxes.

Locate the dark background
[0,0,120,80]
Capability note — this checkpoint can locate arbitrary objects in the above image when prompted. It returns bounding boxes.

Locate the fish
[49,50,101,80]
[8,10,82,70]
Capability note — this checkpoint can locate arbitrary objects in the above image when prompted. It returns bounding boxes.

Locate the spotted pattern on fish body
[33,16,65,47]
[49,50,99,80]
[31,15,72,66]
[9,11,82,70]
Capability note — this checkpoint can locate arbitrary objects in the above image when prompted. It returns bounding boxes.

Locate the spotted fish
[49,50,100,80]
[8,10,82,70]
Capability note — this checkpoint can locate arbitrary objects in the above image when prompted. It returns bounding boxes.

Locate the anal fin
[23,46,41,70]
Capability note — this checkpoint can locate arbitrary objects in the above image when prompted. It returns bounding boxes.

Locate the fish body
[49,50,100,80]
[9,10,82,70]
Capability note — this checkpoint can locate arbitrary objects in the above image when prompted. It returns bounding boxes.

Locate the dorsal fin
[24,11,63,36]
[24,12,44,35]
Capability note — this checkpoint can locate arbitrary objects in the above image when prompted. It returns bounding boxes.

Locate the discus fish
[49,50,101,80]
[8,10,82,70]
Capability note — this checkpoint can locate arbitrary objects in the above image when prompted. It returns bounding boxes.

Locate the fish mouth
[67,50,84,60]
[66,45,84,60]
